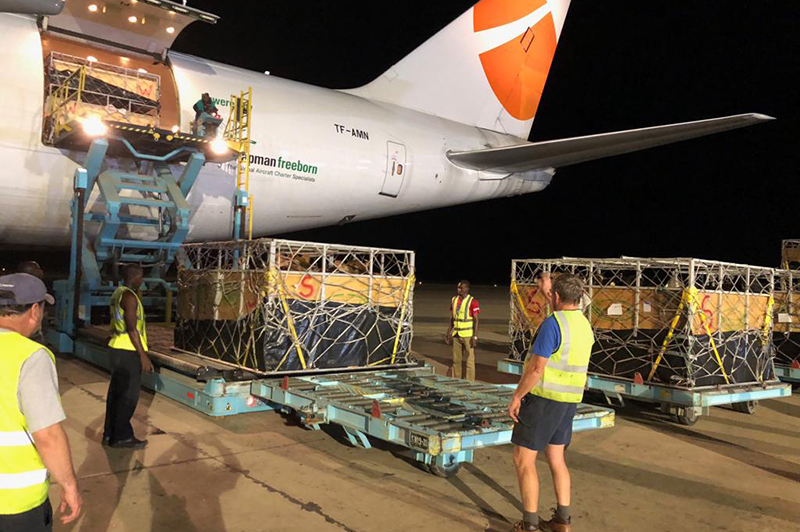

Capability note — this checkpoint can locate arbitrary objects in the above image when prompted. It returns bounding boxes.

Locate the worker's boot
[538,510,571,532]
[109,437,148,449]
[510,521,538,531]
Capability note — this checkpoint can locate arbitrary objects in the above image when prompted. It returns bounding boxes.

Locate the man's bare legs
[544,444,571,522]
[513,445,539,525]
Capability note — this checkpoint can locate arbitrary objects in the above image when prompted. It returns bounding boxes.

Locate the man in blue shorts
[508,273,594,532]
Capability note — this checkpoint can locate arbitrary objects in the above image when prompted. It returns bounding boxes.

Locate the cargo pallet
[250,367,614,477]
[497,358,790,426]
[774,363,800,385]
[48,327,614,477]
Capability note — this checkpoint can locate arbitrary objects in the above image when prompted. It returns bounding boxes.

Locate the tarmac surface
[51,284,800,532]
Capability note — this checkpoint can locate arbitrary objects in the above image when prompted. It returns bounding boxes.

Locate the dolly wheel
[732,400,759,415]
[675,409,699,426]
[428,462,462,478]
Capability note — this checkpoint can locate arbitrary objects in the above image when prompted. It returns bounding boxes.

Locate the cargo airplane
[0,0,772,247]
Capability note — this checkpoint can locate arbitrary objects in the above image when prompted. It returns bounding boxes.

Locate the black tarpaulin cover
[261,300,407,371]
[175,300,411,373]
[516,328,774,387]
[774,332,800,365]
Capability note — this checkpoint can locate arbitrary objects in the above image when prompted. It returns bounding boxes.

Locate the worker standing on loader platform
[0,273,82,531]
[103,264,154,449]
[192,92,220,138]
[507,273,594,532]
[445,280,480,381]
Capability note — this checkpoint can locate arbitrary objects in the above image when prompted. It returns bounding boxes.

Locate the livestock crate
[774,268,800,367]
[175,239,415,373]
[510,258,777,388]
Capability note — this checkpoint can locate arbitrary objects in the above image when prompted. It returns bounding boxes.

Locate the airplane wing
[446,113,774,173]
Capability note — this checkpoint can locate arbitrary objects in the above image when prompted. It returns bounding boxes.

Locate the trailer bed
[498,358,791,425]
[251,366,614,476]
[48,326,615,476]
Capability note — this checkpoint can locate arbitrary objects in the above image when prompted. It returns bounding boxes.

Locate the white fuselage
[0,14,551,247]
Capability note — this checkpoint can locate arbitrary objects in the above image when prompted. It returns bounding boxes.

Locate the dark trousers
[0,499,53,532]
[103,348,142,442]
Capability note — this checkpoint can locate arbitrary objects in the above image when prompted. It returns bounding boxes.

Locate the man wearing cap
[16,261,47,344]
[103,264,153,449]
[0,274,82,531]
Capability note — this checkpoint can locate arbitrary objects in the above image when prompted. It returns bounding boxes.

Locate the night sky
[174,0,795,284]
[14,1,799,283]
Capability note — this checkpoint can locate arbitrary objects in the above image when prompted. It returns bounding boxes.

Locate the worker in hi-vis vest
[445,279,480,381]
[0,273,82,531]
[508,273,594,532]
[104,264,154,449]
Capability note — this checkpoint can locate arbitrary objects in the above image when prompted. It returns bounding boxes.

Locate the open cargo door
[46,0,218,55]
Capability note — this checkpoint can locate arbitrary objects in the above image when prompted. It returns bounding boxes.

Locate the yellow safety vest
[528,310,594,403]
[451,295,474,338]
[0,332,54,514]
[109,286,148,351]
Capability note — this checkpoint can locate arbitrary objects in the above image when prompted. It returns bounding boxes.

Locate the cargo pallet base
[774,363,800,385]
[47,328,615,477]
[497,358,790,426]
[251,367,614,477]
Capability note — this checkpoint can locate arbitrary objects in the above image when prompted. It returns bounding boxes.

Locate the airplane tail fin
[348,0,571,139]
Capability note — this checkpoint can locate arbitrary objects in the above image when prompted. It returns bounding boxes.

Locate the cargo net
[175,239,415,373]
[44,52,161,144]
[774,268,800,366]
[510,258,777,388]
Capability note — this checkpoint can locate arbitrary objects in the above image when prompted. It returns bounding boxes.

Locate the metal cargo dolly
[250,365,615,477]
[774,362,800,385]
[498,358,790,425]
[53,326,616,477]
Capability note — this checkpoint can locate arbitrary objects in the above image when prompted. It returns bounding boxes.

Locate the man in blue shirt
[508,273,594,532]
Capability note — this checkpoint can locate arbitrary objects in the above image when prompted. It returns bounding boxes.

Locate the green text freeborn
[248,154,318,175]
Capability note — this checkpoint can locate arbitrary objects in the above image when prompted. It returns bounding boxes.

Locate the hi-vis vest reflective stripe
[0,332,53,514]
[529,310,594,403]
[451,295,474,338]
[109,286,148,351]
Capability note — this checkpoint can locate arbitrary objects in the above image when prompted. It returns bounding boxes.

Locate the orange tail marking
[474,1,558,121]
[474,0,547,32]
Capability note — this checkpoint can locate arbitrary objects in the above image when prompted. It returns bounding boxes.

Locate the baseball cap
[0,273,55,306]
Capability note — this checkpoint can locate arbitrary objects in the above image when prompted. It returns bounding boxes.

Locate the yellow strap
[685,288,729,385]
[762,295,774,343]
[648,290,687,382]
[390,273,415,364]
[269,269,307,370]
[757,295,775,383]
